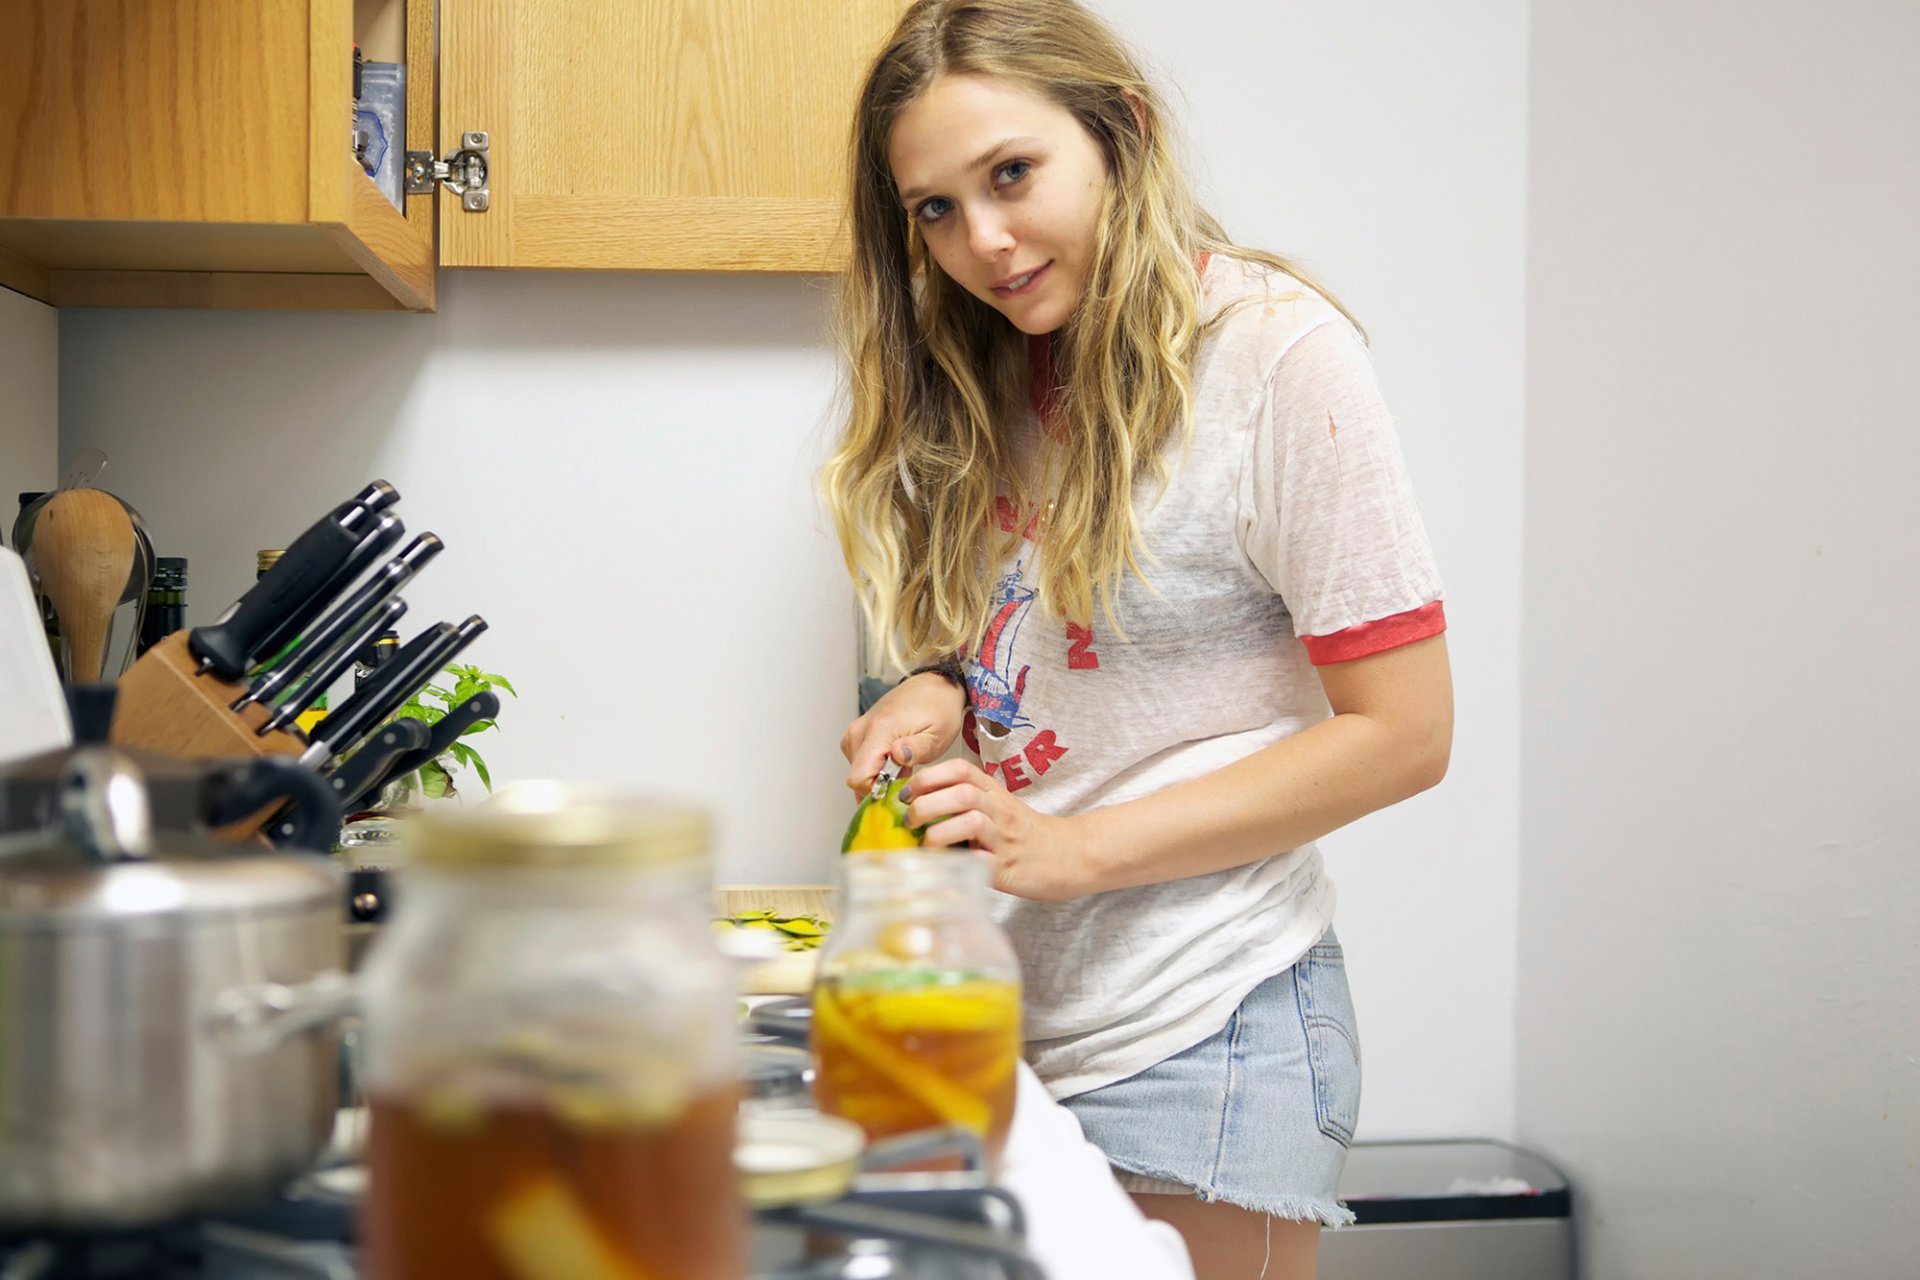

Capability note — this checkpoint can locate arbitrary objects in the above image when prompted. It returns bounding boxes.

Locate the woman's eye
[995,160,1031,187]
[914,197,954,224]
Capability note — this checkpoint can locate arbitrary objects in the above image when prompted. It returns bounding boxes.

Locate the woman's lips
[992,261,1052,298]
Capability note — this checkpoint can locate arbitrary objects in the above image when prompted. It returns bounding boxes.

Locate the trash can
[1319,1139,1574,1280]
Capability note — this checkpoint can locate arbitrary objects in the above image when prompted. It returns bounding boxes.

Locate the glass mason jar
[356,783,744,1280]
[812,851,1022,1169]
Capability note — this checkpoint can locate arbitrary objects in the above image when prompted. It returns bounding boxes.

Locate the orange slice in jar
[812,983,992,1134]
[487,1174,662,1280]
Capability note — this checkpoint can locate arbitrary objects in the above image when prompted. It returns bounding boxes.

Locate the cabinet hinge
[405,132,491,211]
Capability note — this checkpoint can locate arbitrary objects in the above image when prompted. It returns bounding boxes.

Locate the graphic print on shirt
[966,564,1035,740]
[1065,621,1100,670]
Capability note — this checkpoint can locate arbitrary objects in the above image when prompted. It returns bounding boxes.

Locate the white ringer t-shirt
[958,254,1445,1100]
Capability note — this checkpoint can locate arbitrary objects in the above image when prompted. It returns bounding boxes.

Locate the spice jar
[356,783,743,1279]
[811,851,1022,1170]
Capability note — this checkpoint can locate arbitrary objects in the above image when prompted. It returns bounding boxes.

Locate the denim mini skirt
[1060,929,1361,1226]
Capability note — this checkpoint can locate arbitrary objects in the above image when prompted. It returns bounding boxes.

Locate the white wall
[1520,2,1920,1275]
[0,286,58,515]
[57,0,1528,1142]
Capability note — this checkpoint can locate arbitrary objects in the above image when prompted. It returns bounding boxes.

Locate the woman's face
[888,73,1110,336]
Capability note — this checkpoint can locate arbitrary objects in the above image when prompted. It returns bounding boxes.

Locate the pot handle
[204,757,341,853]
[207,971,360,1057]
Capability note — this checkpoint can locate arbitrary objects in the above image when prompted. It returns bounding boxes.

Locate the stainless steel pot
[0,747,347,1229]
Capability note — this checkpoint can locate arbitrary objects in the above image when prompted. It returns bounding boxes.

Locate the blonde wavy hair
[821,0,1357,670]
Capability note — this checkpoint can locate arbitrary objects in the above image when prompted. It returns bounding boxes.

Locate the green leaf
[446,743,477,768]
[421,762,451,799]
[482,674,519,697]
[460,719,496,737]
[471,753,493,793]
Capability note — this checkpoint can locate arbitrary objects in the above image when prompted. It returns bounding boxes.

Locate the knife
[254,598,409,737]
[188,481,400,680]
[344,689,500,813]
[256,717,428,849]
[246,511,408,676]
[870,756,901,800]
[295,621,452,764]
[230,533,444,714]
[322,716,432,816]
[300,616,487,768]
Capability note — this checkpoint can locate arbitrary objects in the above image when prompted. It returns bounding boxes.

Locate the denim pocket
[1294,935,1362,1145]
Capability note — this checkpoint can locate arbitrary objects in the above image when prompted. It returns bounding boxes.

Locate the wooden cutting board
[715,883,834,996]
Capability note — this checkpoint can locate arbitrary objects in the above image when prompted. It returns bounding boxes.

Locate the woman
[821,2,1453,1275]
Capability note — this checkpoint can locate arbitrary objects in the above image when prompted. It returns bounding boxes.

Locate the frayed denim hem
[1108,1159,1358,1228]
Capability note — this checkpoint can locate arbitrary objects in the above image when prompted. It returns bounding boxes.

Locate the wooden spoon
[32,489,137,682]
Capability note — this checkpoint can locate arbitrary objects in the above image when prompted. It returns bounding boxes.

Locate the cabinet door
[0,0,436,311]
[439,0,903,273]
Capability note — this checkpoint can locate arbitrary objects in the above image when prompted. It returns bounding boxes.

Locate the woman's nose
[967,209,1015,260]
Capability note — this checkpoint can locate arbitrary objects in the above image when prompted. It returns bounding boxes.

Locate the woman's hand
[901,759,1096,903]
[840,673,969,796]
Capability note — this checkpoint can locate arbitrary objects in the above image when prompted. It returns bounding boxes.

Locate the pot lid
[0,746,338,927]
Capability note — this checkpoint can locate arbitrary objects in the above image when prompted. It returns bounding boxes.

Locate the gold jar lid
[735,1111,867,1209]
[406,781,711,870]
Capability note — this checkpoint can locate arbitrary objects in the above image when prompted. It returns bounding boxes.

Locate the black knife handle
[187,482,401,680]
[249,513,408,673]
[235,533,443,711]
[326,717,431,815]
[205,757,343,854]
[308,621,456,761]
[258,598,409,737]
[355,690,501,810]
[314,616,490,768]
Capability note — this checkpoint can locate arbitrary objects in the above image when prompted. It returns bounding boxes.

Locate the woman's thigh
[1130,1193,1321,1280]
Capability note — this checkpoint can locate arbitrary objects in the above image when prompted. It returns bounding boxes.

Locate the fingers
[842,730,926,796]
[919,809,987,849]
[901,780,987,830]
[899,759,992,799]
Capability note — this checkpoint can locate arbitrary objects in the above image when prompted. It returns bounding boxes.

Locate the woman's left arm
[903,632,1452,902]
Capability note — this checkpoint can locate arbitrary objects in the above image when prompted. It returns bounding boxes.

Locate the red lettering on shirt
[961,710,981,757]
[1066,622,1100,670]
[997,755,1032,792]
[1023,730,1068,777]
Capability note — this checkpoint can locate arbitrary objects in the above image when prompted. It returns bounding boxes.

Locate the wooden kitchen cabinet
[0,0,904,313]
[0,0,437,311]
[437,0,904,273]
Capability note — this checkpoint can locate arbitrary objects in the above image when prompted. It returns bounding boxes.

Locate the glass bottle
[356,784,745,1280]
[135,556,188,657]
[353,627,400,691]
[812,851,1023,1170]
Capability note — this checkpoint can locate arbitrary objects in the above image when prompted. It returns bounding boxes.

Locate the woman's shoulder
[1198,251,1358,382]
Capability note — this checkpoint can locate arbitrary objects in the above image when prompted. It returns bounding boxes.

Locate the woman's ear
[1121,89,1149,143]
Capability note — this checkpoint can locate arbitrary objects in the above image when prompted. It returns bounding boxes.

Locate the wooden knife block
[111,631,309,840]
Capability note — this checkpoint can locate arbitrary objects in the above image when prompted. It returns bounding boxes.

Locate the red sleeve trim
[1301,600,1447,665]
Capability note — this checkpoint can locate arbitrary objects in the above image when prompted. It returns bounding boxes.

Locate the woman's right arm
[840,670,969,795]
